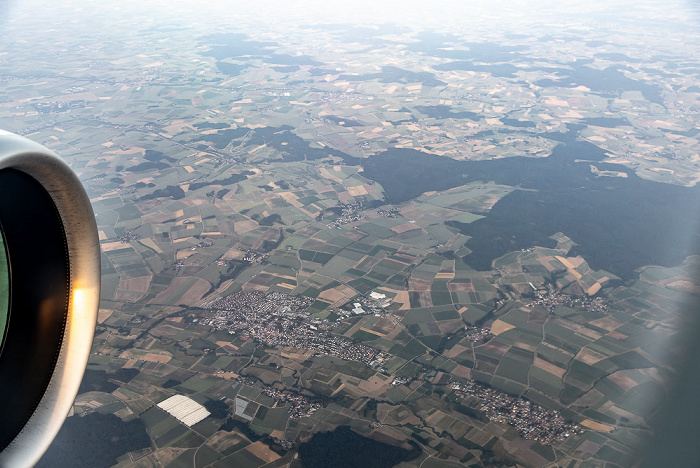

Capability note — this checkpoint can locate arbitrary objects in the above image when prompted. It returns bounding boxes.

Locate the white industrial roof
[157,394,210,426]
[234,397,254,421]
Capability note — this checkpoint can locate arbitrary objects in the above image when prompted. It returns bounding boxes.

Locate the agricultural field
[1,1,698,467]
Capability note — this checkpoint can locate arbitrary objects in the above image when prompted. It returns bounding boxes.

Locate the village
[201,291,379,365]
[451,381,583,445]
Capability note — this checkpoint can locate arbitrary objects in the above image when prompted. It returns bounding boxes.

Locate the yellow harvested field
[358,375,392,393]
[435,272,455,279]
[423,409,448,427]
[319,167,343,182]
[664,279,700,293]
[330,383,345,397]
[577,327,603,340]
[216,341,238,350]
[143,353,172,363]
[278,191,299,202]
[555,256,583,279]
[537,256,558,272]
[444,344,469,359]
[246,442,281,463]
[587,283,602,295]
[452,365,471,379]
[392,290,411,309]
[97,308,114,324]
[576,348,607,365]
[181,279,213,305]
[280,349,313,361]
[607,370,639,391]
[491,319,516,335]
[162,120,193,134]
[359,327,385,337]
[153,277,211,306]
[581,419,615,432]
[347,185,369,196]
[233,220,259,234]
[533,358,566,378]
[176,250,197,260]
[267,272,296,282]
[119,349,171,363]
[140,237,164,253]
[101,241,130,252]
[112,390,130,401]
[318,284,356,305]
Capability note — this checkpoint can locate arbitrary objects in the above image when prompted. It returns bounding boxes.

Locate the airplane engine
[0,131,100,468]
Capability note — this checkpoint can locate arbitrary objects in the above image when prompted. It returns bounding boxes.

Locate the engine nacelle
[0,131,100,468]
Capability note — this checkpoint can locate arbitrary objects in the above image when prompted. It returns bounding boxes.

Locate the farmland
[1,1,698,467]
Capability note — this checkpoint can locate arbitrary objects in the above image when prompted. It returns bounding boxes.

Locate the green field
[179,376,217,392]
[6,6,694,467]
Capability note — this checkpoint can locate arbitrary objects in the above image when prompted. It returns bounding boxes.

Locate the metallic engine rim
[0,130,100,468]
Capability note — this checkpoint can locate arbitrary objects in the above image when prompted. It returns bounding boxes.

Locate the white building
[157,395,210,426]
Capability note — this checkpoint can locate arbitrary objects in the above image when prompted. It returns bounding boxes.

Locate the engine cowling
[0,131,100,468]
